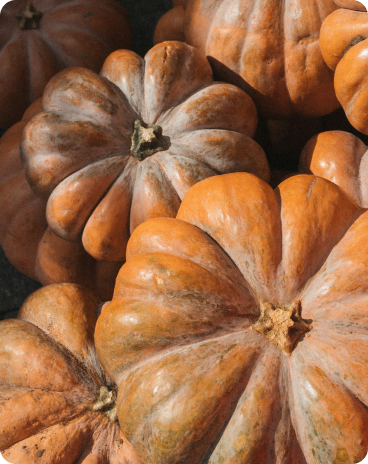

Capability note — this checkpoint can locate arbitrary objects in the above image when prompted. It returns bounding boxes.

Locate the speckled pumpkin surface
[0,100,121,301]
[184,0,339,119]
[0,283,142,464]
[299,130,368,207]
[95,173,368,464]
[320,6,368,134]
[21,40,269,263]
[0,0,132,129]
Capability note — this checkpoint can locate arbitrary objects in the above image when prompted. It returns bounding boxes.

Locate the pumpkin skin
[184,0,339,119]
[0,283,142,464]
[0,0,132,130]
[0,100,122,301]
[21,40,269,263]
[299,130,368,206]
[95,172,368,464]
[153,5,185,45]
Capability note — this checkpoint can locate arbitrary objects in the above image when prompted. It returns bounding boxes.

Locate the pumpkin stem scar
[252,300,311,354]
[90,386,118,422]
[130,119,168,161]
[15,1,43,30]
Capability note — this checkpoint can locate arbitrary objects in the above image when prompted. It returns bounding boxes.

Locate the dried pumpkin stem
[15,2,43,30]
[130,119,168,161]
[91,386,118,422]
[252,300,311,354]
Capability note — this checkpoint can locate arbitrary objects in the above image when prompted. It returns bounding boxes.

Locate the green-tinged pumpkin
[21,40,269,263]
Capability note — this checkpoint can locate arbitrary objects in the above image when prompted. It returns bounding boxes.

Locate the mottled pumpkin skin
[0,100,122,300]
[299,130,368,206]
[184,0,339,119]
[0,0,132,129]
[0,283,142,464]
[21,41,269,263]
[95,173,368,464]
[320,7,368,134]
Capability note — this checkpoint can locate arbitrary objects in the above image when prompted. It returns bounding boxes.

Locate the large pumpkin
[95,172,368,464]
[0,0,132,129]
[21,40,269,263]
[319,5,368,134]
[184,0,340,119]
[0,100,122,300]
[0,283,142,463]
[299,130,368,206]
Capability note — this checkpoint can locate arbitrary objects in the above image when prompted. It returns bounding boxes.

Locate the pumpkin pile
[1,0,368,462]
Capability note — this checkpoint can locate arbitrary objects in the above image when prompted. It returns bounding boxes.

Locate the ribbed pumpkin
[0,100,121,300]
[319,4,368,134]
[299,130,368,206]
[184,0,340,119]
[0,283,142,464]
[21,40,269,263]
[0,0,132,129]
[95,172,368,464]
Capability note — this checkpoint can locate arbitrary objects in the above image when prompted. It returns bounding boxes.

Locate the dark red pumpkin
[0,0,132,129]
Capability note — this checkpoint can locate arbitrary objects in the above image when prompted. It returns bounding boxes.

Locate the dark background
[0,0,173,319]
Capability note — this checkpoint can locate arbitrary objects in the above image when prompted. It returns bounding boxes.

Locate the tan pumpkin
[0,0,132,129]
[0,283,142,464]
[95,172,368,464]
[184,0,340,119]
[0,100,121,300]
[299,130,368,206]
[21,40,269,263]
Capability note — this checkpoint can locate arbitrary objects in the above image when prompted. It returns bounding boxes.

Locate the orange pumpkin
[184,0,339,119]
[153,1,186,45]
[95,172,368,464]
[299,130,368,206]
[320,6,368,134]
[0,283,142,464]
[0,0,132,129]
[21,40,269,263]
[0,100,122,300]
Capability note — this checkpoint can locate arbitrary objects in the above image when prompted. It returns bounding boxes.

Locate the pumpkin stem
[252,300,311,354]
[91,386,118,422]
[15,2,42,30]
[130,119,168,162]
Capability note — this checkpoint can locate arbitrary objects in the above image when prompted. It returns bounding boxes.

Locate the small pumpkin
[0,0,132,129]
[184,0,340,118]
[153,0,186,45]
[0,100,122,300]
[21,40,269,263]
[0,283,142,464]
[95,172,368,464]
[320,6,368,134]
[299,130,368,206]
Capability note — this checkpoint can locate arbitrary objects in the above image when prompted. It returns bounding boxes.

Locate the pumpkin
[21,40,270,263]
[153,0,187,45]
[0,0,132,129]
[183,0,340,119]
[299,130,368,207]
[95,172,368,464]
[0,283,142,464]
[319,6,368,134]
[0,100,122,300]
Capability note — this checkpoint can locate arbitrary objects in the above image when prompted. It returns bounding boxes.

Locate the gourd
[0,283,142,464]
[0,0,132,129]
[0,100,121,300]
[95,172,368,464]
[21,40,269,263]
[184,0,339,119]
